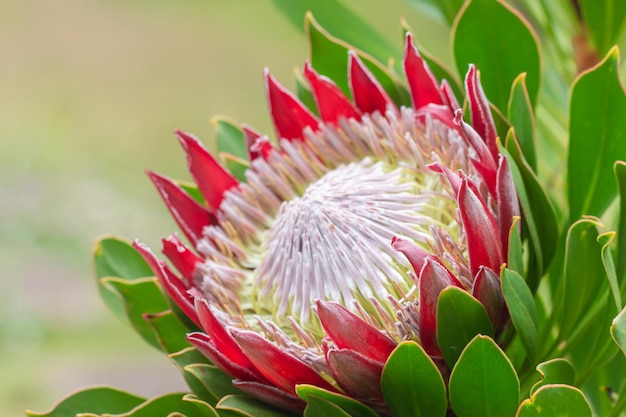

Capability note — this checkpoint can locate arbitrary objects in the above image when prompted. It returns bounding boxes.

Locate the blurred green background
[1,1,446,415]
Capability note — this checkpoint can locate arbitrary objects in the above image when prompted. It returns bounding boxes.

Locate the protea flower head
[134,32,520,413]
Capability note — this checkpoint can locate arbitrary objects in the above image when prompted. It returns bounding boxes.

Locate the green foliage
[578,0,626,56]
[501,268,538,362]
[516,385,592,417]
[25,387,145,417]
[530,359,575,395]
[381,341,447,417]
[297,385,378,417]
[507,74,537,171]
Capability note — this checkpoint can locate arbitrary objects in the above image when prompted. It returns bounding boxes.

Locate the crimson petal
[458,179,504,276]
[233,380,305,412]
[176,130,238,211]
[133,241,201,328]
[161,233,202,287]
[496,155,521,256]
[230,329,335,394]
[265,69,319,141]
[465,64,498,160]
[315,300,396,363]
[146,170,214,247]
[418,257,463,357]
[304,62,361,124]
[348,51,394,114]
[441,79,461,112]
[326,348,384,401]
[242,124,274,161]
[187,332,265,383]
[403,33,444,109]
[472,267,506,329]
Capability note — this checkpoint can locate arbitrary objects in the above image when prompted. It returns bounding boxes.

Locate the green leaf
[507,217,525,276]
[516,384,592,417]
[217,395,298,417]
[599,232,621,311]
[185,364,244,401]
[405,0,465,26]
[303,396,352,417]
[294,69,318,115]
[144,310,191,354]
[614,161,626,279]
[213,117,247,161]
[452,0,541,113]
[306,13,409,106]
[25,386,145,417]
[272,0,397,66]
[177,180,205,205]
[169,347,219,405]
[507,73,537,171]
[182,394,220,417]
[296,385,379,417]
[568,47,626,219]
[381,341,447,417]
[504,131,559,286]
[101,277,170,351]
[612,305,626,357]
[559,218,605,341]
[220,153,249,183]
[93,236,154,323]
[449,335,519,417]
[436,287,494,367]
[501,268,538,361]
[578,0,626,56]
[103,393,207,417]
[530,359,575,396]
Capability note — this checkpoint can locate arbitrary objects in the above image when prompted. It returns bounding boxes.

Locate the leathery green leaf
[452,0,541,112]
[516,384,592,417]
[437,287,494,367]
[296,385,378,417]
[530,359,575,396]
[598,232,621,311]
[25,386,145,417]
[568,47,626,219]
[501,268,538,361]
[182,394,220,417]
[507,217,524,276]
[612,305,626,357]
[217,395,298,417]
[101,277,169,351]
[93,236,154,323]
[213,117,246,161]
[102,392,206,417]
[449,335,519,417]
[306,13,409,106]
[507,73,536,171]
[220,153,249,183]
[144,310,191,354]
[559,218,605,341]
[168,347,218,405]
[303,396,351,417]
[615,161,626,279]
[381,341,447,417]
[578,0,626,56]
[405,0,465,26]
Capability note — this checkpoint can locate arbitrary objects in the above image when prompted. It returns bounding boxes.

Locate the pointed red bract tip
[242,124,274,160]
[457,179,504,277]
[303,62,361,125]
[348,50,394,114]
[146,170,214,247]
[465,65,498,160]
[315,300,396,363]
[472,266,506,329]
[161,233,202,287]
[132,241,201,328]
[264,68,319,141]
[326,348,385,401]
[441,79,461,112]
[175,130,238,211]
[403,33,444,110]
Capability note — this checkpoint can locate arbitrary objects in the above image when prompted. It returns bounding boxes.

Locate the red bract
[136,33,520,413]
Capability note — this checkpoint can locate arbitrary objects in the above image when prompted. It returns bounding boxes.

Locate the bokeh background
[1,1,447,415]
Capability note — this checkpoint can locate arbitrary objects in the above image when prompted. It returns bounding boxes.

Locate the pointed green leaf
[93,236,154,323]
[217,395,297,417]
[615,161,626,279]
[296,385,378,417]
[381,341,447,417]
[530,359,575,396]
[437,287,494,367]
[507,217,524,276]
[449,335,520,417]
[272,0,397,66]
[405,0,465,26]
[213,117,247,161]
[568,47,626,219]
[516,385,592,417]
[578,0,626,56]
[103,393,205,417]
[102,277,170,351]
[599,232,621,311]
[25,387,145,417]
[177,180,205,205]
[303,396,352,417]
[306,13,409,106]
[612,305,626,357]
[501,268,538,361]
[507,74,536,171]
[452,0,541,113]
[144,310,192,354]
[169,347,219,405]
[182,394,220,417]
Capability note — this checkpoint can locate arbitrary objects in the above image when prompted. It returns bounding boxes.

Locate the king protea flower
[133,33,520,414]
